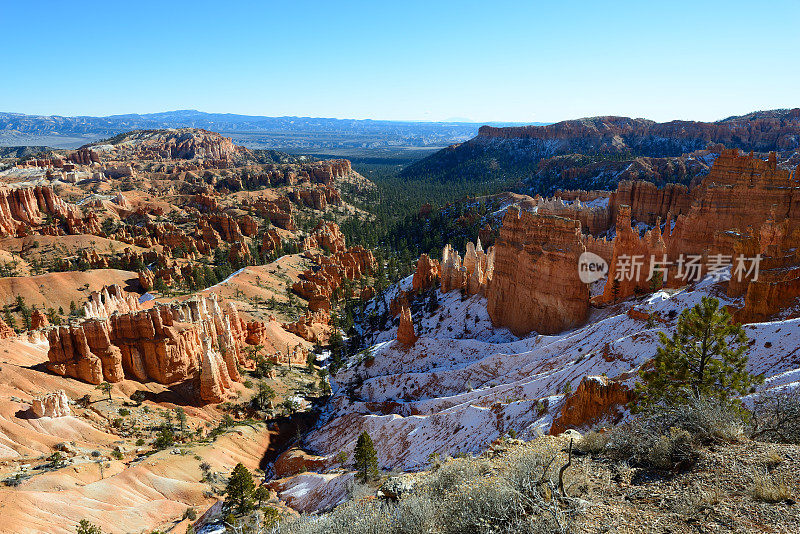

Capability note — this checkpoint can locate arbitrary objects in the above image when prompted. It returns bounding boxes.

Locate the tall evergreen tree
[635,296,763,411]
[353,431,379,483]
[224,463,255,515]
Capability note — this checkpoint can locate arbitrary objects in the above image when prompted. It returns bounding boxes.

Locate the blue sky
[2,0,798,123]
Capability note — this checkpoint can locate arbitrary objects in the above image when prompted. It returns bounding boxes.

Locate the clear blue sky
[3,0,798,123]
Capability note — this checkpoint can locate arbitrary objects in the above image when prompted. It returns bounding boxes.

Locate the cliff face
[477,111,800,154]
[402,109,800,192]
[46,294,248,404]
[610,180,690,227]
[0,185,100,237]
[666,149,800,257]
[601,149,800,312]
[486,207,589,336]
[549,376,634,435]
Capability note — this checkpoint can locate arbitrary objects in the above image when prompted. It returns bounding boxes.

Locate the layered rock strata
[486,208,589,335]
[46,295,249,404]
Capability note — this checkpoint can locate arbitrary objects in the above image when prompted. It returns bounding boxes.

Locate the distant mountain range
[401,108,800,192]
[0,110,540,152]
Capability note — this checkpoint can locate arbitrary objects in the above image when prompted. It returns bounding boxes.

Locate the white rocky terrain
[272,274,800,511]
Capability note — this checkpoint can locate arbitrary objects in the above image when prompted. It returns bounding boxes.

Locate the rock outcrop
[601,149,800,308]
[0,315,15,339]
[0,185,101,237]
[549,375,634,435]
[302,221,346,254]
[30,309,49,330]
[411,254,441,292]
[600,205,667,303]
[82,285,142,319]
[396,306,417,346]
[283,310,332,344]
[440,240,494,296]
[46,295,248,403]
[31,390,72,418]
[293,224,375,311]
[486,208,589,335]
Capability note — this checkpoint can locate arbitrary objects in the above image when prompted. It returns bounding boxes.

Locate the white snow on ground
[207,267,247,289]
[302,275,800,474]
[275,472,355,513]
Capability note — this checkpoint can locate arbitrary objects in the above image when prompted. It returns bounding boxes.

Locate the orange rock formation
[396,305,417,345]
[411,254,441,291]
[487,208,589,335]
[46,295,250,404]
[550,375,634,435]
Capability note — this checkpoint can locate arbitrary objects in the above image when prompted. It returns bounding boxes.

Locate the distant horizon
[1,106,796,127]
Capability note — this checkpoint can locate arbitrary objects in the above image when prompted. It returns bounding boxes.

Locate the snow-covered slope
[302,276,800,474]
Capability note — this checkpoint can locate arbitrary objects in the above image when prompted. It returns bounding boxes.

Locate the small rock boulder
[31,390,71,418]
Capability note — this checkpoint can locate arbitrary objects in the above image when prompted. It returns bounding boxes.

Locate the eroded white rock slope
[304,275,800,471]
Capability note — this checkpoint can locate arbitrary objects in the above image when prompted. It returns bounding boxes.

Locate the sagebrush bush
[643,396,749,443]
[437,479,527,534]
[275,446,576,534]
[576,431,609,454]
[751,473,792,503]
[607,420,696,471]
[750,389,800,444]
[420,456,486,495]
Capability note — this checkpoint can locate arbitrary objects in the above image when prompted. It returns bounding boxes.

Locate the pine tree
[96,381,112,402]
[353,431,379,483]
[611,278,620,302]
[76,519,103,534]
[254,485,270,508]
[224,463,255,515]
[635,296,763,411]
[175,407,187,437]
[649,271,663,293]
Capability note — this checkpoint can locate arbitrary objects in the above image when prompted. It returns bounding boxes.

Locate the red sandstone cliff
[486,207,589,336]
[46,295,252,404]
[550,375,634,435]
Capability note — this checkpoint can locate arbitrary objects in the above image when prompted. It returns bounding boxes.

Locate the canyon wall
[46,294,252,404]
[601,149,800,313]
[477,111,800,153]
[0,185,100,237]
[486,207,589,335]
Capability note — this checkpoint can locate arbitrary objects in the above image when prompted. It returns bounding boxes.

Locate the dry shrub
[763,450,784,469]
[751,473,792,503]
[276,447,577,534]
[647,396,748,444]
[751,389,800,444]
[607,422,696,471]
[576,431,609,454]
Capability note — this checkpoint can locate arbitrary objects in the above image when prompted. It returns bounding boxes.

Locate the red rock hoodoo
[396,305,418,346]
